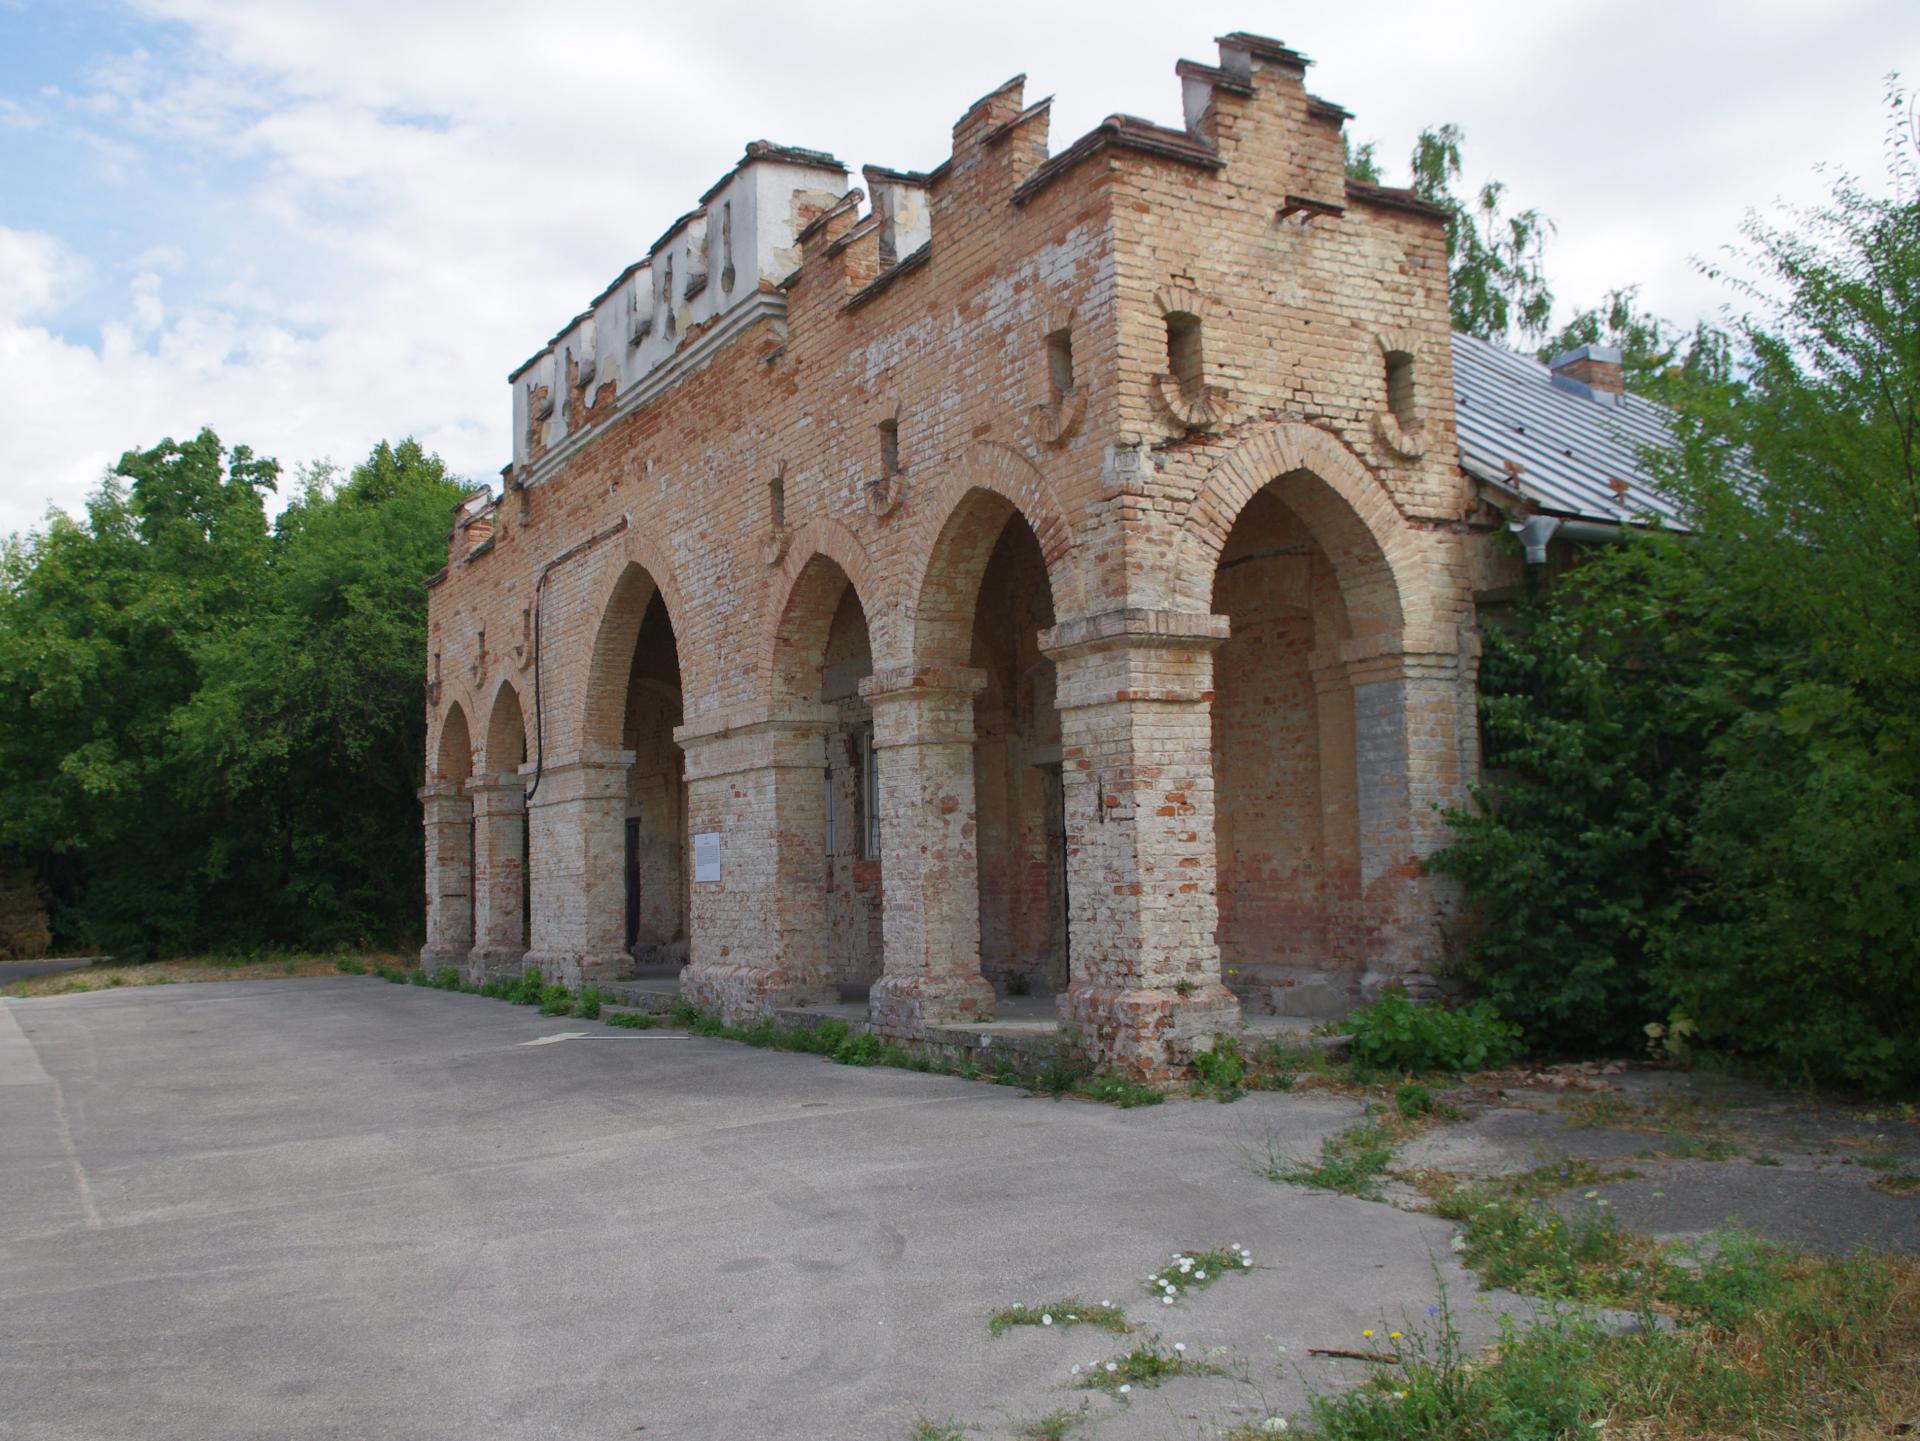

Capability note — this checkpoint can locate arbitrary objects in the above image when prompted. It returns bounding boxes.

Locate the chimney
[1548,344,1625,401]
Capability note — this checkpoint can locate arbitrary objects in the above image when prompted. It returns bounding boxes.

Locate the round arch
[1173,422,1423,637]
[576,529,689,754]
[766,520,896,706]
[908,443,1079,667]
[481,679,529,777]
[433,700,474,783]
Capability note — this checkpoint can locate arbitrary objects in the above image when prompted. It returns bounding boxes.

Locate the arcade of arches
[424,448,1474,1077]
[420,30,1484,1075]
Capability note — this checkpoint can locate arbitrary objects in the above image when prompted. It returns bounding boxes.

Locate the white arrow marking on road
[518,1031,688,1046]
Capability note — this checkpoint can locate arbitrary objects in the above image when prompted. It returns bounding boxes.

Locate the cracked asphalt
[2,979,1913,1441]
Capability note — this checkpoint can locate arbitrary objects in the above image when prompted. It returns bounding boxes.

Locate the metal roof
[1450,330,1686,529]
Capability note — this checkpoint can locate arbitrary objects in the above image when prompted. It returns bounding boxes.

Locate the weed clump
[986,1298,1129,1338]
[1340,992,1522,1074]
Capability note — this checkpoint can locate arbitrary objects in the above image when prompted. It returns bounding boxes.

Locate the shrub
[575,985,603,1020]
[504,968,545,1006]
[1189,1035,1248,1100]
[537,984,574,1016]
[1340,992,1522,1073]
[833,1032,882,1066]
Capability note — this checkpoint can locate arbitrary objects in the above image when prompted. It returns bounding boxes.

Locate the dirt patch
[4,954,413,999]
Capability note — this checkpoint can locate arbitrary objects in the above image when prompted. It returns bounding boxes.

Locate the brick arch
[1174,421,1421,638]
[907,440,1080,666]
[480,678,529,777]
[767,520,894,706]
[577,530,689,753]
[432,700,474,783]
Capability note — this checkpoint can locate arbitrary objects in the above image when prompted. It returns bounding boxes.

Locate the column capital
[858,665,986,706]
[677,711,836,782]
[467,772,528,797]
[1038,608,1230,663]
[1310,624,1466,686]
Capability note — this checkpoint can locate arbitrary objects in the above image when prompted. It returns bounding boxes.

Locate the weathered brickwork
[420,32,1480,1076]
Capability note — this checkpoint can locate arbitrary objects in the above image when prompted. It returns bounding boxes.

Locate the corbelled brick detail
[422,31,1483,1074]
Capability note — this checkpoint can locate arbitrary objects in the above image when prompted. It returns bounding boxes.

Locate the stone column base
[418,946,468,974]
[1060,981,1242,1081]
[465,947,530,985]
[523,951,635,987]
[681,960,834,1021]
[868,972,997,1038]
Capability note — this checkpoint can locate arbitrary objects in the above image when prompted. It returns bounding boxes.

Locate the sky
[1,0,1914,537]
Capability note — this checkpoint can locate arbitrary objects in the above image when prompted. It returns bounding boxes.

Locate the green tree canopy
[1436,84,1920,1092]
[0,431,465,957]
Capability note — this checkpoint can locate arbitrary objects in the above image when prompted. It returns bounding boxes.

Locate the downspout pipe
[1509,513,1628,563]
[522,513,631,805]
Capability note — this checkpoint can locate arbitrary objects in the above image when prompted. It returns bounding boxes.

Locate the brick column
[419,781,473,971]
[1040,610,1240,1079]
[677,711,838,1021]
[860,666,996,1035]
[523,749,634,986]
[1341,628,1471,997]
[465,772,528,983]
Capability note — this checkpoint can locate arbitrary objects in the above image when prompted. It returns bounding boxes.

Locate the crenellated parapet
[506,141,849,479]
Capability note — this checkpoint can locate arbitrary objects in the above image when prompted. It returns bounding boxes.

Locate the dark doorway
[624,815,641,951]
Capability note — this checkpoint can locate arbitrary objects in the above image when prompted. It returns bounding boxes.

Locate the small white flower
[1261,1420,1289,1435]
[1067,1313,1078,1321]
[1101,1300,1111,1307]
[1195,1271,1207,1280]
[1233,1242,1245,1252]
[1174,1342,1186,1352]
[1241,1256,1253,1267]
[1118,1384,1131,1394]
[1041,1314,1053,1326]
[1584,1190,1599,1199]
[1163,1295,1174,1305]
[1106,1362,1118,1373]
[1449,1235,1468,1253]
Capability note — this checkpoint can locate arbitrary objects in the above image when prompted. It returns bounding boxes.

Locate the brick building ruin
[420,32,1490,1075]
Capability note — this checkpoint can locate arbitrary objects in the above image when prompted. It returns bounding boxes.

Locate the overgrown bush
[1435,103,1920,1093]
[1340,993,1522,1074]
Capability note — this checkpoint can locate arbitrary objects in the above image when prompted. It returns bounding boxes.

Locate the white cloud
[0,228,91,324]
[1,0,1915,539]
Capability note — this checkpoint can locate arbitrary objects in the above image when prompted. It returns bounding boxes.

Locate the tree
[1436,84,1920,1092]
[1342,135,1381,184]
[1544,284,1735,398]
[1409,123,1556,345]
[0,431,465,957]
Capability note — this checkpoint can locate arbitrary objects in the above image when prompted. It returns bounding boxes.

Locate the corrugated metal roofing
[1450,330,1687,529]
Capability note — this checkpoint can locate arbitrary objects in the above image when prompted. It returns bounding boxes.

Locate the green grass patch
[1268,1113,1402,1199]
[1078,1072,1164,1107]
[1146,1246,1254,1306]
[1187,1034,1305,1101]
[604,1009,653,1030]
[1011,1406,1087,1440]
[1306,1245,1920,1440]
[1075,1341,1224,1395]
[986,1298,1129,1338]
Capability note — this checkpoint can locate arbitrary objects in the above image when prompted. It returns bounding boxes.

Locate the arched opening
[482,683,531,957]
[621,591,687,971]
[916,487,1067,1008]
[772,554,882,1001]
[1208,469,1399,1017]
[436,703,473,783]
[423,703,475,967]
[971,516,1066,1001]
[485,685,527,773]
